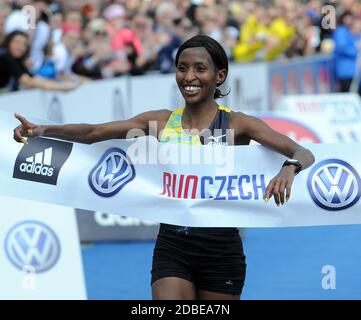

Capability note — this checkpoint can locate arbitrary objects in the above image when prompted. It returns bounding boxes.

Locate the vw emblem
[307,159,361,211]
[4,221,61,273]
[89,148,135,197]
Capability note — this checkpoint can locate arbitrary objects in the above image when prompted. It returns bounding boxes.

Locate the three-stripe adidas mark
[19,147,54,176]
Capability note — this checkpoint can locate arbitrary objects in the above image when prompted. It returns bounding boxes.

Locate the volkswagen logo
[4,221,61,273]
[88,148,135,197]
[307,159,361,211]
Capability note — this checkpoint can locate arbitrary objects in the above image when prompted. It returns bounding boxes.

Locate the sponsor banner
[1,111,361,228]
[256,114,322,144]
[269,55,334,110]
[76,209,159,242]
[0,195,86,299]
[12,137,73,185]
[274,94,361,143]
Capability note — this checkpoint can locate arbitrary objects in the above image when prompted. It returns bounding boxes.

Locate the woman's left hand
[264,166,297,206]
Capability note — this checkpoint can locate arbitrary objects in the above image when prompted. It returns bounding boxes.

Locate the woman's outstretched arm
[13,110,170,144]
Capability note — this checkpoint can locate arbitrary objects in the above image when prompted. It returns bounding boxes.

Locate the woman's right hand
[13,113,44,143]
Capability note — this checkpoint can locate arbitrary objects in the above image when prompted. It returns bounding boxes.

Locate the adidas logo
[19,147,54,177]
[13,137,73,185]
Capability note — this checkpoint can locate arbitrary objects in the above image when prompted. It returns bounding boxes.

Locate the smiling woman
[175,36,229,103]
[13,34,315,301]
[0,31,78,92]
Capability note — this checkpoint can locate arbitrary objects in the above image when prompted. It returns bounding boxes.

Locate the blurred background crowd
[0,0,360,93]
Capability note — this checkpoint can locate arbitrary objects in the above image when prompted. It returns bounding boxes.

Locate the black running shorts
[151,223,246,296]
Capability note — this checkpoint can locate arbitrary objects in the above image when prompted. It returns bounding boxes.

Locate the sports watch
[282,159,302,175]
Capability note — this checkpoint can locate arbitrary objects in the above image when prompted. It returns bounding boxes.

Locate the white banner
[0,55,334,125]
[275,94,361,143]
[1,111,361,228]
[218,62,268,112]
[0,77,129,124]
[53,77,129,123]
[0,89,46,118]
[0,195,86,299]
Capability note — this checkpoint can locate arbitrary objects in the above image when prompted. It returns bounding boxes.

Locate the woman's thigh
[152,276,196,300]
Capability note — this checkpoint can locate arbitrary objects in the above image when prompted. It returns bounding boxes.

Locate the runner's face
[176,47,225,106]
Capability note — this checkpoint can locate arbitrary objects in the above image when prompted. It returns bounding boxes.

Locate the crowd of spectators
[0,0,360,93]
